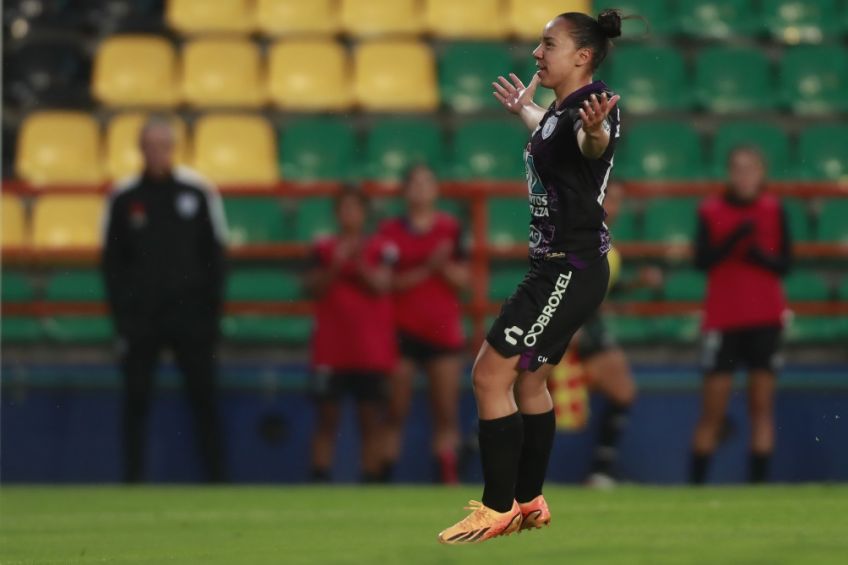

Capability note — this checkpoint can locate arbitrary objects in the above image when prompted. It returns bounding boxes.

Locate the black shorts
[487,255,610,373]
[309,369,387,403]
[397,331,462,364]
[575,313,618,359]
[700,324,783,375]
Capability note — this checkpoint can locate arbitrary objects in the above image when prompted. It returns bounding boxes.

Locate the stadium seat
[488,264,526,300]
[92,35,179,107]
[642,198,699,243]
[784,315,845,343]
[677,0,758,39]
[223,197,289,245]
[779,45,848,115]
[280,118,355,182]
[487,197,528,247]
[43,316,113,343]
[426,0,508,39]
[1,194,27,247]
[695,46,775,113]
[32,195,105,249]
[256,0,339,35]
[654,314,701,344]
[1,271,35,302]
[5,39,91,109]
[816,199,848,243]
[509,0,592,40]
[606,45,690,113]
[226,269,303,301]
[166,0,253,34]
[839,276,848,300]
[440,43,513,112]
[1,317,43,343]
[353,40,438,111]
[605,314,660,344]
[784,270,831,301]
[45,270,105,301]
[797,124,848,180]
[182,39,265,108]
[761,0,839,43]
[16,112,104,186]
[191,114,277,186]
[616,121,704,180]
[294,198,336,242]
[339,0,423,36]
[222,315,312,344]
[609,203,638,243]
[451,119,528,180]
[711,122,792,179]
[362,118,445,181]
[594,0,672,37]
[663,269,707,301]
[609,265,659,302]
[268,40,352,110]
[105,113,188,180]
[782,198,811,242]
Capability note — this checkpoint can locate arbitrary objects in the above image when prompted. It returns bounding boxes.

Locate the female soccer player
[305,188,396,483]
[690,146,791,484]
[438,10,624,544]
[379,164,469,484]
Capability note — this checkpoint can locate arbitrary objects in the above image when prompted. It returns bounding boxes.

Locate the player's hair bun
[597,9,622,39]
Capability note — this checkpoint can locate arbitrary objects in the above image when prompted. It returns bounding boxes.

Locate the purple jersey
[525,80,620,265]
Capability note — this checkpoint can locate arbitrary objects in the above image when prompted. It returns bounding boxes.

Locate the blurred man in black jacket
[102,116,228,482]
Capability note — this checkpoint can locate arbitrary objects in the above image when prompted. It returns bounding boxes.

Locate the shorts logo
[524,272,573,347]
[504,326,524,346]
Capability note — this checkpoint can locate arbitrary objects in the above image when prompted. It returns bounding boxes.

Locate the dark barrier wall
[1,364,846,483]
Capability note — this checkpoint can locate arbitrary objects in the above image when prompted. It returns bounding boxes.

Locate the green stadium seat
[604,314,659,344]
[488,264,525,300]
[783,270,831,301]
[279,118,355,182]
[780,45,848,114]
[224,197,288,246]
[785,315,845,343]
[816,199,848,243]
[363,119,445,181]
[43,316,113,343]
[643,198,699,243]
[609,203,638,243]
[226,269,303,301]
[595,0,673,37]
[45,270,104,301]
[677,0,758,39]
[451,119,528,180]
[609,266,659,302]
[711,122,792,179]
[606,45,690,113]
[374,197,464,221]
[838,275,848,300]
[695,47,775,113]
[488,197,528,247]
[654,314,701,344]
[616,121,704,180]
[761,0,840,43]
[663,269,706,301]
[295,198,336,242]
[1,316,42,343]
[797,124,848,180]
[1,272,35,302]
[222,315,312,344]
[440,43,513,113]
[782,198,811,242]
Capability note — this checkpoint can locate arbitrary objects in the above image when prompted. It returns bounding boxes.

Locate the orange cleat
[518,495,551,531]
[437,500,522,545]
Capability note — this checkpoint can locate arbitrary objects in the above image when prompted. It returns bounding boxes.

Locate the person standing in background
[690,146,792,484]
[379,164,470,484]
[305,188,397,483]
[102,116,228,483]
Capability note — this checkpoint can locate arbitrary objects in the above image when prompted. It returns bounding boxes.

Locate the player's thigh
[585,348,636,405]
[471,340,523,393]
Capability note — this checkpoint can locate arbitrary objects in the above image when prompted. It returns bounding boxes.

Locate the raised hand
[578,92,620,134]
[492,72,541,115]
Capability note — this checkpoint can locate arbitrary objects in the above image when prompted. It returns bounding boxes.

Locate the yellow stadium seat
[268,40,352,110]
[191,114,277,186]
[340,0,423,36]
[16,112,104,186]
[166,0,254,34]
[33,195,105,249]
[508,0,591,39]
[425,0,508,39]
[256,0,339,35]
[182,39,265,108]
[354,40,438,111]
[1,194,27,247]
[105,114,189,181]
[93,35,179,107]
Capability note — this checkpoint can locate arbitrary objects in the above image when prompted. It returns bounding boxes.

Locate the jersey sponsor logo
[176,192,199,219]
[504,325,524,346]
[541,116,558,139]
[525,153,549,218]
[523,272,573,347]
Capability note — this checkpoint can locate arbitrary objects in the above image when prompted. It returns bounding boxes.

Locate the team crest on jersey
[176,192,199,219]
[541,116,558,139]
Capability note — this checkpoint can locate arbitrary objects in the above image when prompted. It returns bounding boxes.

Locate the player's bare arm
[493,72,546,132]
[577,92,620,159]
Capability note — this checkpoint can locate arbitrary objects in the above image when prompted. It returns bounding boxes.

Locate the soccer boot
[518,495,551,531]
[437,500,522,544]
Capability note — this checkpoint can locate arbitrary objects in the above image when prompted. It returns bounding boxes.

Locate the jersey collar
[555,80,609,113]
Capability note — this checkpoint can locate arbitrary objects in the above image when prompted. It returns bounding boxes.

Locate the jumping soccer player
[438,9,625,544]
[379,164,469,484]
[690,146,792,485]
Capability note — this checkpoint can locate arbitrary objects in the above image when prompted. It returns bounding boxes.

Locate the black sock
[479,412,524,512]
[749,452,771,484]
[690,452,711,485]
[310,467,331,482]
[591,402,630,477]
[515,410,556,503]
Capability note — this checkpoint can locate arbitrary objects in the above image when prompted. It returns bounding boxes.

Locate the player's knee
[471,363,506,397]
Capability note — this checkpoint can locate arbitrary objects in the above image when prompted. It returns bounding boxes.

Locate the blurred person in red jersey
[305,188,397,483]
[690,146,792,484]
[378,164,470,484]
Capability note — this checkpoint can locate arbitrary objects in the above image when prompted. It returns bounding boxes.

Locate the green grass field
[2,486,847,564]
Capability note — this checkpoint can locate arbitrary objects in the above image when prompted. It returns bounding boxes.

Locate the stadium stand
[616,121,704,180]
[695,46,774,113]
[181,38,265,108]
[166,0,254,35]
[426,0,509,39]
[510,0,593,39]
[279,118,356,182]
[339,0,423,37]
[255,0,339,36]
[105,113,188,180]
[93,35,179,107]
[353,40,438,111]
[15,112,104,186]
[268,40,352,110]
[32,195,104,249]
[606,44,690,113]
[191,114,277,185]
[677,0,758,39]
[362,118,445,181]
[1,194,27,247]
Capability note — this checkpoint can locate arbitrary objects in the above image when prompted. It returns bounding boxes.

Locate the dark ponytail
[558,9,627,71]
